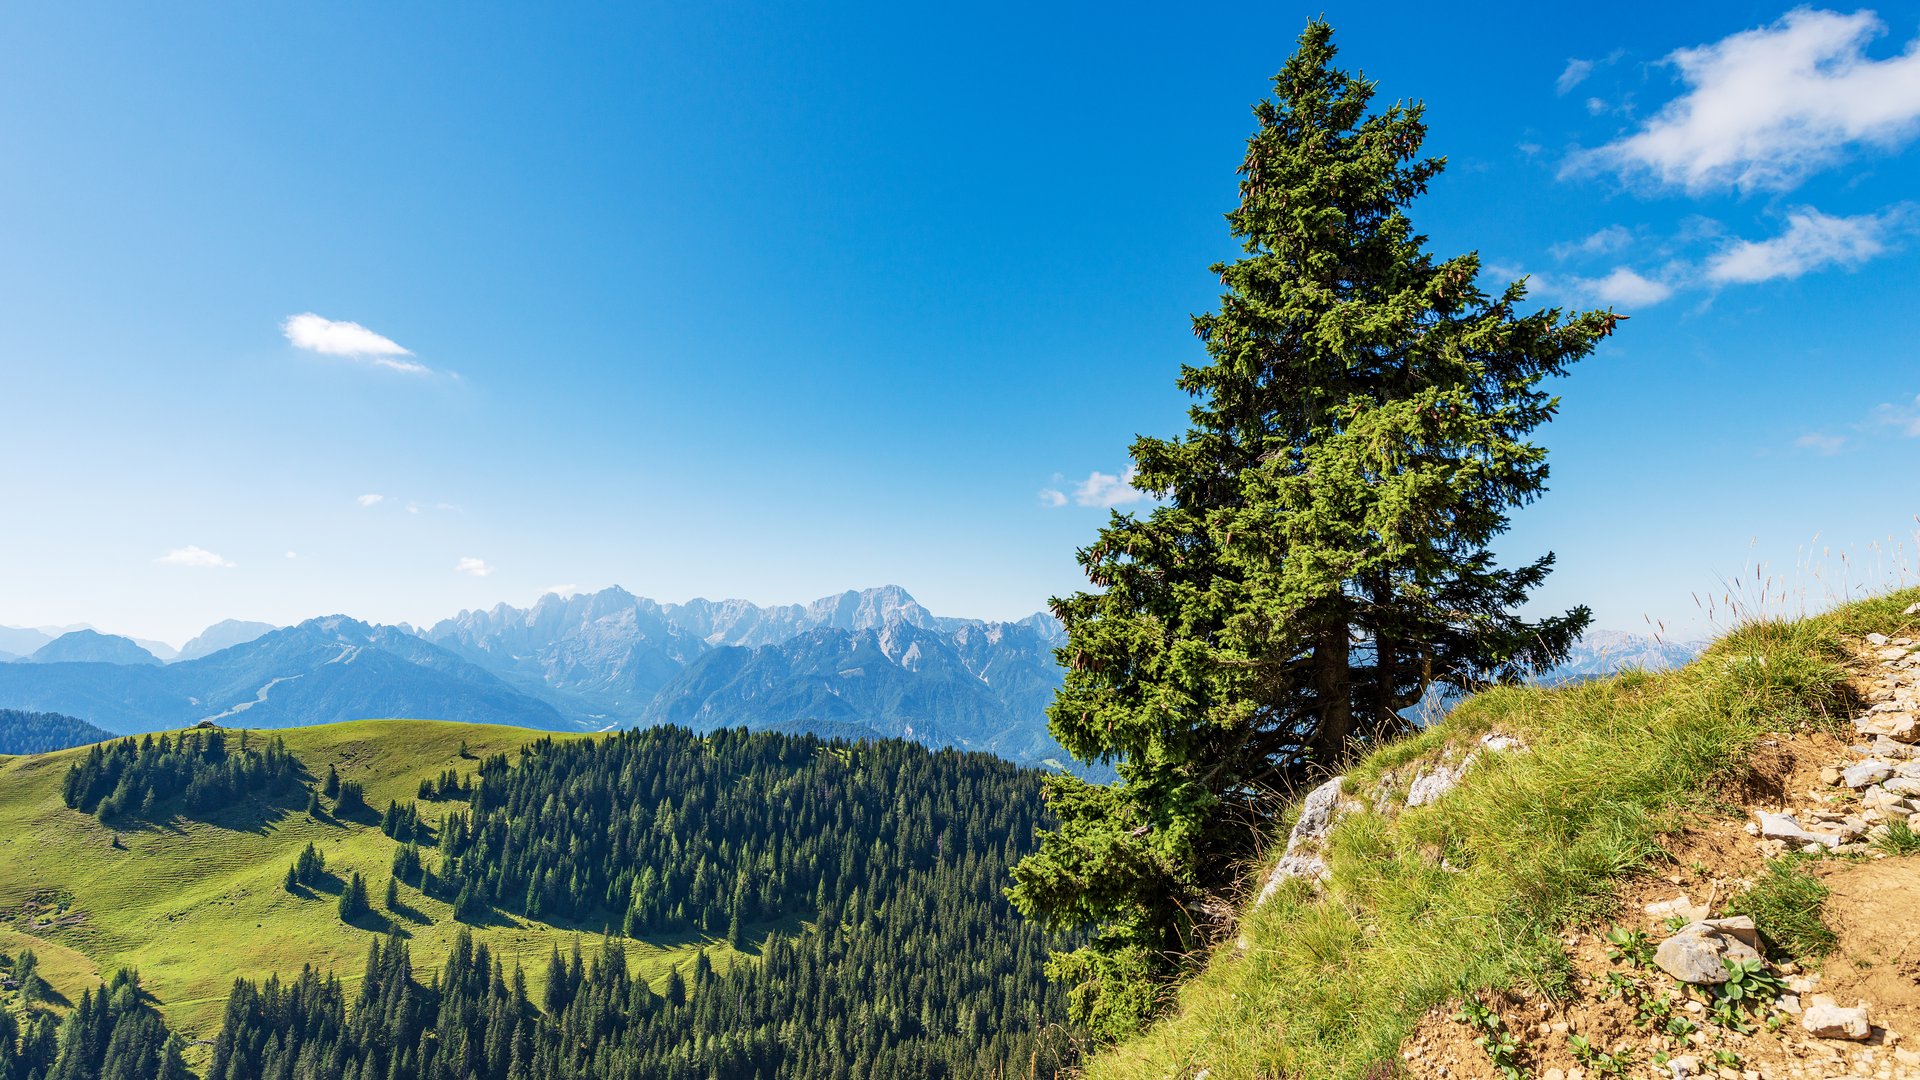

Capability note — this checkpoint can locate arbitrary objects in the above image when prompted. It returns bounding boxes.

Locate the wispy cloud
[1524,266,1676,308]
[539,584,580,598]
[283,313,430,375]
[1705,205,1913,283]
[1550,225,1635,260]
[1794,431,1848,455]
[455,556,495,577]
[155,545,236,569]
[1793,391,1920,454]
[1557,58,1596,95]
[1568,8,1920,192]
[1871,393,1920,436]
[1043,466,1151,509]
[357,493,385,507]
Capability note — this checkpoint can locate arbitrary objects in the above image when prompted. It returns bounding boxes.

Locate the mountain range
[0,587,1076,766]
[0,586,1702,768]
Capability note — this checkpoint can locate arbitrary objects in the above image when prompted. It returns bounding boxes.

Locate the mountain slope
[424,585,1072,761]
[24,629,162,666]
[0,617,569,733]
[639,618,1065,760]
[1082,589,1918,1080]
[176,619,279,661]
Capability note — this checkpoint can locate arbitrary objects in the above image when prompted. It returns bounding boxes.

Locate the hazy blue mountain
[0,626,55,657]
[0,708,114,754]
[423,585,1071,761]
[1547,629,1703,681]
[0,616,568,734]
[640,617,1063,761]
[129,636,180,661]
[176,619,281,661]
[425,587,707,722]
[26,630,164,666]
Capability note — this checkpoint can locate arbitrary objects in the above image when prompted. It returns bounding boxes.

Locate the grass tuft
[1723,857,1836,962]
[1871,817,1920,857]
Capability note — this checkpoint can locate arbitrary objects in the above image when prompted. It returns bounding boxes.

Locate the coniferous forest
[6,728,1077,1078]
[60,729,303,821]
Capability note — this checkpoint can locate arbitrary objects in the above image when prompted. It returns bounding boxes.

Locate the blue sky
[1,1,1916,646]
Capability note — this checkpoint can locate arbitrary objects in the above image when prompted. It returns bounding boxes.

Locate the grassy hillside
[1086,589,1919,1079]
[0,719,761,1053]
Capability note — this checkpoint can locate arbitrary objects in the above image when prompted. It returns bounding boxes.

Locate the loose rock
[1842,759,1896,788]
[1799,994,1871,1041]
[1654,922,1761,984]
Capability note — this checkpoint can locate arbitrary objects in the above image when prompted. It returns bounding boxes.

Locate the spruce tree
[1009,20,1617,1037]
[339,872,369,922]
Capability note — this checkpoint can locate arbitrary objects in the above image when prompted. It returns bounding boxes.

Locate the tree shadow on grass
[344,909,409,938]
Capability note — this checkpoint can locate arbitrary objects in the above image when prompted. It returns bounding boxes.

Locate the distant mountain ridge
[0,616,567,734]
[421,585,1070,762]
[26,629,163,666]
[0,585,1696,771]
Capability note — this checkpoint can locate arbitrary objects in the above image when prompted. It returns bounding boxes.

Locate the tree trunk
[1310,620,1352,761]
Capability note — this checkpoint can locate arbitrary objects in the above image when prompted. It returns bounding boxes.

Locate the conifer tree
[1010,21,1617,1037]
[339,872,369,922]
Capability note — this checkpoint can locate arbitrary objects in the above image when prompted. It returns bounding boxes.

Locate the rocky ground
[1402,624,1920,1080]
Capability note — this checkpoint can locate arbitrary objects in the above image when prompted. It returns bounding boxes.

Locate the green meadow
[0,719,765,1049]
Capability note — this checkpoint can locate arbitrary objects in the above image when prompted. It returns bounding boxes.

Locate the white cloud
[1571,8,1920,192]
[155,545,236,569]
[1526,266,1676,308]
[455,557,495,577]
[539,584,580,598]
[1551,225,1635,260]
[1038,488,1068,508]
[1558,58,1595,95]
[1794,431,1848,454]
[1073,467,1149,508]
[1705,205,1911,283]
[357,493,385,507]
[285,551,299,560]
[282,313,430,374]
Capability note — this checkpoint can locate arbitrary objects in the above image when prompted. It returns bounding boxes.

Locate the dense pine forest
[60,728,303,821]
[6,727,1077,1078]
[0,709,111,756]
[0,966,189,1080]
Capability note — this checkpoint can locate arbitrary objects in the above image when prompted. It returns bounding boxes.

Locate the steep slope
[1085,589,1920,1080]
[0,617,569,733]
[24,629,162,666]
[175,619,279,661]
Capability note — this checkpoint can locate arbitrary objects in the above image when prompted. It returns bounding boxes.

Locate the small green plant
[1600,970,1643,1002]
[1453,997,1527,1080]
[1724,858,1837,961]
[1567,1034,1634,1077]
[1712,1048,1741,1070]
[1663,1016,1696,1037]
[1634,990,1675,1030]
[1704,957,1784,1034]
[1603,926,1655,969]
[1717,956,1787,1009]
[1661,914,1691,934]
[1873,817,1920,856]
